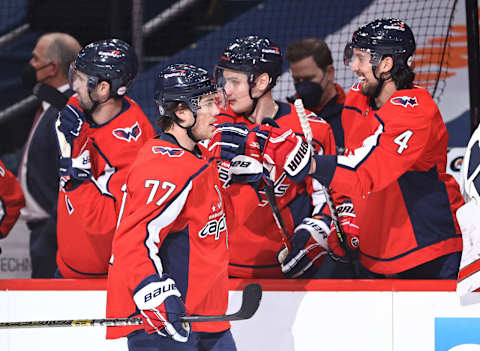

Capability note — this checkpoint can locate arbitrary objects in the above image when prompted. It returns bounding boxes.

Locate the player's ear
[255,73,270,91]
[174,103,194,126]
[380,56,394,73]
[96,81,111,99]
[174,104,186,120]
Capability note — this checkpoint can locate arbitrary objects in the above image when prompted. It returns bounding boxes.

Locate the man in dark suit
[18,32,81,277]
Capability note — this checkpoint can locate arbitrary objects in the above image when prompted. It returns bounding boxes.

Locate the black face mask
[294,80,324,110]
[21,62,51,90]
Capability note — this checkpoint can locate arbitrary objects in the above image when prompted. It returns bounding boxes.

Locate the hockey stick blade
[0,283,262,329]
[182,282,262,322]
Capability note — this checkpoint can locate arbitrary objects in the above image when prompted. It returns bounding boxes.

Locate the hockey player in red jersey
[212,35,336,278]
[55,39,155,278]
[106,64,236,350]
[254,18,464,279]
[0,160,25,238]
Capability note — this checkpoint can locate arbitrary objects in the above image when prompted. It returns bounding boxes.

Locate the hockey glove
[229,155,264,185]
[260,125,312,183]
[58,148,92,190]
[208,123,249,161]
[57,105,87,146]
[278,215,330,278]
[133,274,190,343]
[327,200,360,262]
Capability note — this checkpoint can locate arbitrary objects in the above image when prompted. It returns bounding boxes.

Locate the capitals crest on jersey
[390,96,418,108]
[112,122,142,142]
[198,185,228,242]
[152,146,184,157]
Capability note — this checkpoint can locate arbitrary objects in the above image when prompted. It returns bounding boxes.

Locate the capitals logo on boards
[152,146,184,157]
[112,122,142,142]
[390,96,419,108]
[435,317,480,350]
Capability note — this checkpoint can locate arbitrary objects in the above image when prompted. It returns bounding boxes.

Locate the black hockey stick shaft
[260,119,292,250]
[0,283,262,329]
[264,180,291,250]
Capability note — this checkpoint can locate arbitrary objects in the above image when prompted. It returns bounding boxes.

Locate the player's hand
[229,155,265,185]
[59,149,92,184]
[57,105,86,145]
[259,125,312,183]
[278,216,330,278]
[208,123,249,161]
[327,201,360,262]
[134,274,190,343]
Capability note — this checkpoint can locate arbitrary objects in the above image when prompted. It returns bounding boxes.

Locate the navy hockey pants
[127,328,237,351]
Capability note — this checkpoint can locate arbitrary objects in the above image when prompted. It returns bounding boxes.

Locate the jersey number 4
[393,130,413,154]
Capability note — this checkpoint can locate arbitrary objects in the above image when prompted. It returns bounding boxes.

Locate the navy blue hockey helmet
[154,63,217,117]
[70,38,138,97]
[215,35,283,90]
[344,18,416,67]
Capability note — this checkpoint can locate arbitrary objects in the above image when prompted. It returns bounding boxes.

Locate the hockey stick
[263,179,291,250]
[259,119,292,251]
[0,283,262,329]
[294,99,359,276]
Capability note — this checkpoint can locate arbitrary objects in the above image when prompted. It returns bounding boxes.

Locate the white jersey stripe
[337,123,384,170]
[145,181,193,275]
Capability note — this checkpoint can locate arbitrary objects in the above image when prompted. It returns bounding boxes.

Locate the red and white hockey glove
[327,201,360,262]
[133,275,190,343]
[278,215,330,278]
[260,125,312,183]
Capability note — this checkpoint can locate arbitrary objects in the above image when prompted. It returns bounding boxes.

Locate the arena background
[0,0,469,151]
[1,1,480,350]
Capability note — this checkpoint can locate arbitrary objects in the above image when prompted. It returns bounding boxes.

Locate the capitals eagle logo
[152,146,184,157]
[112,122,142,142]
[390,96,418,108]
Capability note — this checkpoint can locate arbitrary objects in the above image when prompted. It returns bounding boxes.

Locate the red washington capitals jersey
[56,96,155,278]
[106,134,230,338]
[216,101,336,278]
[0,160,24,238]
[313,83,464,274]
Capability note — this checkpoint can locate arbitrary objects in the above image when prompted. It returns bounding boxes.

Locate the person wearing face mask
[213,35,336,279]
[54,39,155,279]
[286,38,346,154]
[16,33,81,278]
[255,18,464,279]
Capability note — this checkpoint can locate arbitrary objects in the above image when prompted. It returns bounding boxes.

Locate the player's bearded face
[350,49,379,97]
[221,69,253,114]
[191,93,219,141]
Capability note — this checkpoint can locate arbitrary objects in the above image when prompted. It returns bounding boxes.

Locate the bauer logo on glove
[285,139,311,177]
